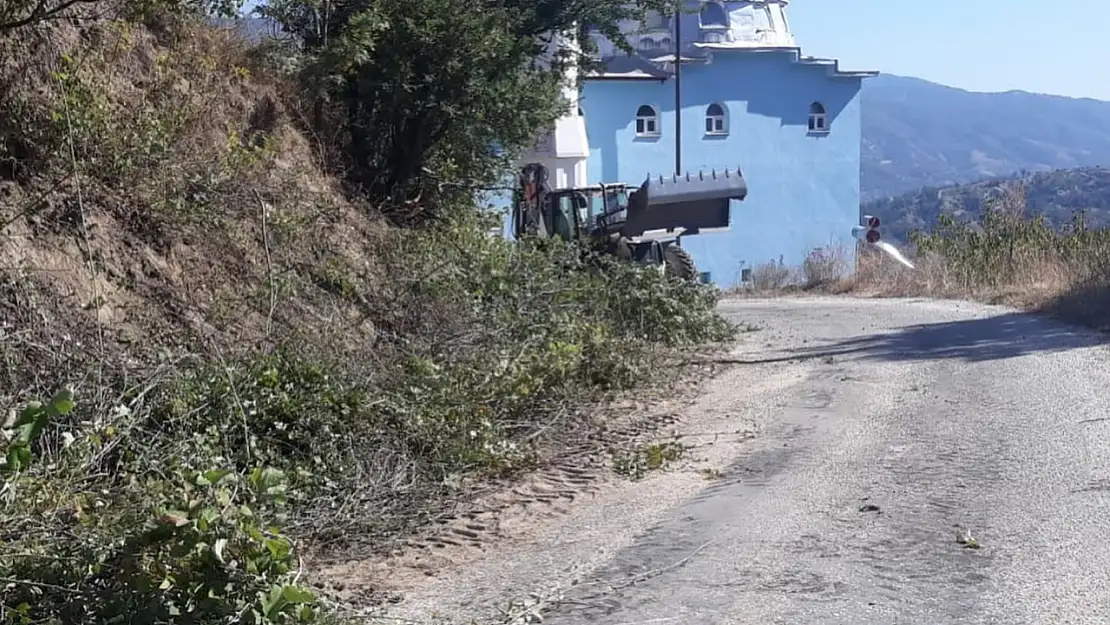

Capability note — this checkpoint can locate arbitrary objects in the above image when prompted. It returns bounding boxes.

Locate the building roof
[584,46,878,81]
[583,54,670,81]
[583,0,878,82]
[691,44,880,78]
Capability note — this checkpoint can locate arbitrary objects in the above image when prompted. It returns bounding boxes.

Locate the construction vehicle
[510,162,748,281]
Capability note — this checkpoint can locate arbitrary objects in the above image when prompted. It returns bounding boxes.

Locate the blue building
[507,0,877,288]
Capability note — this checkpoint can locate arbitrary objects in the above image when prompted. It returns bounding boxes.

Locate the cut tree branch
[0,0,105,32]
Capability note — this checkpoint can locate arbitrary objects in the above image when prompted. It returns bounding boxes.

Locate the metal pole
[673,4,682,175]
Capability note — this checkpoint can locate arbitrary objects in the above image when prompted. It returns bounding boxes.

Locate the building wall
[581,50,864,287]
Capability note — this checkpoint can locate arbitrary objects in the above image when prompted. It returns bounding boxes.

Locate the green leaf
[265,537,292,561]
[13,402,47,446]
[202,468,233,485]
[48,388,76,416]
[281,585,315,604]
[199,507,220,527]
[5,446,31,473]
[261,584,286,619]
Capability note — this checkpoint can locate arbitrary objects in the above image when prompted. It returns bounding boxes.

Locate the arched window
[636,105,659,136]
[808,102,828,133]
[699,1,728,28]
[705,102,727,135]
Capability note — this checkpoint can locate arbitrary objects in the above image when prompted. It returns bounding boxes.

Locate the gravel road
[366,296,1110,625]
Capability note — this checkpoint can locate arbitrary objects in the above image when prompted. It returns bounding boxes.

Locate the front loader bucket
[621,168,748,238]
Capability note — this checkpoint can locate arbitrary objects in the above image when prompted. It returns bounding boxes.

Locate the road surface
[366,297,1110,625]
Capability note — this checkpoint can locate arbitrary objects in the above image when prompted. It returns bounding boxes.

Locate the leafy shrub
[0,211,736,624]
[0,6,739,624]
[1,389,323,625]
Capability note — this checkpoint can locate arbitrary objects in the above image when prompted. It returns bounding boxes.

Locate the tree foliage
[257,0,674,224]
[0,0,244,31]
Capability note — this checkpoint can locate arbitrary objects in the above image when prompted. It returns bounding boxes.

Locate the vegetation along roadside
[843,181,1110,331]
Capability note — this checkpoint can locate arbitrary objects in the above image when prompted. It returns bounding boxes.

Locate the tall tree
[257,0,672,224]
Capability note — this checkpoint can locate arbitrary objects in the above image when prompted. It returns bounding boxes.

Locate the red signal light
[866,215,880,229]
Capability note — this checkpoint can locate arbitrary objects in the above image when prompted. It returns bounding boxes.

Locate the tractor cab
[518,181,631,242]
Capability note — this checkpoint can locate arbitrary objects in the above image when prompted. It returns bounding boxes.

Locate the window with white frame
[636,105,660,136]
[699,1,728,28]
[808,102,829,133]
[705,102,727,135]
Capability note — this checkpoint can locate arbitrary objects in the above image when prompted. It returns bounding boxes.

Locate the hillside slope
[862,75,1110,200]
[861,166,1110,241]
[0,13,734,624]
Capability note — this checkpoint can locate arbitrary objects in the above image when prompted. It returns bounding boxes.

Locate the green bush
[0,212,736,624]
[1,389,322,625]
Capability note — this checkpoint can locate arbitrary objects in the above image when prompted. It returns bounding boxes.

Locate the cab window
[589,193,605,218]
[553,195,575,240]
[572,193,589,231]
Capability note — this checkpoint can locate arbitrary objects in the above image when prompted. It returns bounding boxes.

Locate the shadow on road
[1032,279,1110,333]
[808,312,1104,363]
[726,312,1107,365]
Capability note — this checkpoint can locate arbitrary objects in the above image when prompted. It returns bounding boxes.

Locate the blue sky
[240,0,1108,101]
[791,0,1108,100]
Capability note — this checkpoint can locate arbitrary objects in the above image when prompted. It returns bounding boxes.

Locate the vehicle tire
[663,245,697,281]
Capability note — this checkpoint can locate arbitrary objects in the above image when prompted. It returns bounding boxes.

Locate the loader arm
[611,168,748,238]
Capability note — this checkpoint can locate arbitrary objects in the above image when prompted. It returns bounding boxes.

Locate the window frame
[698,0,729,30]
[635,104,661,137]
[808,101,829,134]
[705,102,728,136]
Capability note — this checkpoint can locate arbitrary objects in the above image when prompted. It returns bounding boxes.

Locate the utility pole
[673,3,682,175]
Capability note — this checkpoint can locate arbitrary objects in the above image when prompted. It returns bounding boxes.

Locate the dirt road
[359,296,1110,625]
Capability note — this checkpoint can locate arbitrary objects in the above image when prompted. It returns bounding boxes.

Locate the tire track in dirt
[324,350,811,624]
[309,356,752,608]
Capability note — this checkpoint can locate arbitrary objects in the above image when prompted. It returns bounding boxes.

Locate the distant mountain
[861,166,1110,242]
[861,75,1110,201]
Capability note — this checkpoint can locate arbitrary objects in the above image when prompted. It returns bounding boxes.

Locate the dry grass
[842,182,1110,332]
[847,245,1110,330]
[721,182,1110,334]
[729,241,852,297]
[0,16,393,368]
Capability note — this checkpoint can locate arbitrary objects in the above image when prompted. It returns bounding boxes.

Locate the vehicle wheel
[663,245,697,281]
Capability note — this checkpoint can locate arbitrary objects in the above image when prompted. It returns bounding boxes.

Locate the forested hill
[861,167,1110,242]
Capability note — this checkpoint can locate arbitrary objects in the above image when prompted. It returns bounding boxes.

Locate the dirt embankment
[0,13,741,625]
